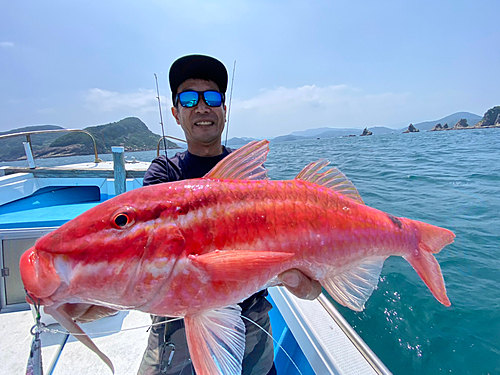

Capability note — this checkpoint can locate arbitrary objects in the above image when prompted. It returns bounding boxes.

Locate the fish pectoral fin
[44,304,115,374]
[204,140,269,180]
[295,160,364,204]
[185,305,245,375]
[321,256,387,311]
[190,250,294,281]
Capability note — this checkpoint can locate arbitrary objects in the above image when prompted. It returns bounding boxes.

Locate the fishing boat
[0,130,391,374]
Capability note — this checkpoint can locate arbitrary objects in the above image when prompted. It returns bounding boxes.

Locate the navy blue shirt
[143,147,232,185]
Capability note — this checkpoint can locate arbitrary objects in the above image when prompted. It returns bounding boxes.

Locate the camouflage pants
[137,297,275,375]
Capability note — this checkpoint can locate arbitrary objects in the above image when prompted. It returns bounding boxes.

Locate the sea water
[265,129,500,375]
[2,129,499,374]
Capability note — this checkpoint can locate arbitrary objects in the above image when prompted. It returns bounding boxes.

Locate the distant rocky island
[430,106,500,132]
[360,127,373,136]
[0,117,180,162]
[403,124,420,133]
[271,111,485,142]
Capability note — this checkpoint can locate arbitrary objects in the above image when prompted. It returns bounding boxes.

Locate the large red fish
[20,140,454,374]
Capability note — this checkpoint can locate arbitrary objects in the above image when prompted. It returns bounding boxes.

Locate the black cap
[169,54,228,104]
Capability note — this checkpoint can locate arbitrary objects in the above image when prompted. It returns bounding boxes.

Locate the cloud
[229,85,411,138]
[84,88,165,113]
[1,42,14,48]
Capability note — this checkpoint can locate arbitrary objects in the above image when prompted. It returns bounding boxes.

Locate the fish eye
[114,214,129,227]
[111,207,136,229]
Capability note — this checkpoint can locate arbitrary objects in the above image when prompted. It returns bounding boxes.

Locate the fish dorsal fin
[321,256,386,311]
[184,305,245,375]
[204,140,269,180]
[295,159,364,204]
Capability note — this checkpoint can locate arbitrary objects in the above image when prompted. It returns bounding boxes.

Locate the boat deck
[1,309,151,374]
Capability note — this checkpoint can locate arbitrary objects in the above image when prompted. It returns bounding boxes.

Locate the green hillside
[0,125,66,161]
[51,117,178,154]
[0,118,180,161]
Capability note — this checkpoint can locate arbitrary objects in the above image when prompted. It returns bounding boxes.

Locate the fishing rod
[224,60,236,147]
[154,73,168,158]
[154,73,175,182]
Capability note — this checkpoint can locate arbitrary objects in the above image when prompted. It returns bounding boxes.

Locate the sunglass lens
[203,91,223,107]
[178,91,199,107]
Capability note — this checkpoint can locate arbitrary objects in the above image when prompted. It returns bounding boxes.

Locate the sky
[1,0,499,139]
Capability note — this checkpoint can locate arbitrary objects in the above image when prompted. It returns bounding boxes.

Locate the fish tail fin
[403,220,455,307]
[44,304,115,373]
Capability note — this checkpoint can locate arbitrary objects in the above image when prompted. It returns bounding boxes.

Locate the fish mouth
[20,247,61,301]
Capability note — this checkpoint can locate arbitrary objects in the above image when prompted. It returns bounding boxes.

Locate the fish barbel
[20,140,454,374]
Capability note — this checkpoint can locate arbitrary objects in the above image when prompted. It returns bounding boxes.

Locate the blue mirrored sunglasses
[175,90,225,108]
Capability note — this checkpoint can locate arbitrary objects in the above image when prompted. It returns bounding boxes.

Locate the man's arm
[143,155,181,186]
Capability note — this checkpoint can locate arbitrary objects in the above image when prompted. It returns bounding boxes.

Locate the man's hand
[59,303,119,323]
[278,269,322,300]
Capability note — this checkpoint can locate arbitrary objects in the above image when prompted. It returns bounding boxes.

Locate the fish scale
[163,178,412,279]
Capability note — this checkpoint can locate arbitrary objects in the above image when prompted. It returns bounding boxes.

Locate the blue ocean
[264,129,500,375]
[2,128,499,374]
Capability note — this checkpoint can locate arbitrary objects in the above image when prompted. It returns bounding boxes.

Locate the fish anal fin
[295,160,364,204]
[321,256,386,311]
[185,305,245,375]
[204,140,269,180]
[44,304,115,374]
[190,250,294,281]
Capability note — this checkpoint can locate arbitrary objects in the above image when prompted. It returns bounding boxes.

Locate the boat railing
[317,294,392,374]
[0,129,102,167]
[156,135,187,157]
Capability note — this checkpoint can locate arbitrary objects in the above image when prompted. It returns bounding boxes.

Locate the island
[430,106,500,131]
[360,127,373,136]
[403,124,420,133]
[0,117,180,162]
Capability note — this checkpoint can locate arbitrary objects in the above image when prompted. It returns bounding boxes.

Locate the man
[137,54,321,375]
[70,54,321,375]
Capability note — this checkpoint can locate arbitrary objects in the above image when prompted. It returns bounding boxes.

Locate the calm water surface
[2,130,499,374]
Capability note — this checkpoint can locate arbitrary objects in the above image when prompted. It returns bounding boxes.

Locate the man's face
[172,79,226,148]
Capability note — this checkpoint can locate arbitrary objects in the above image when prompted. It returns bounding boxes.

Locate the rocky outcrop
[403,124,419,133]
[474,106,500,128]
[430,123,452,131]
[427,106,500,134]
[452,118,469,129]
[360,127,373,136]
